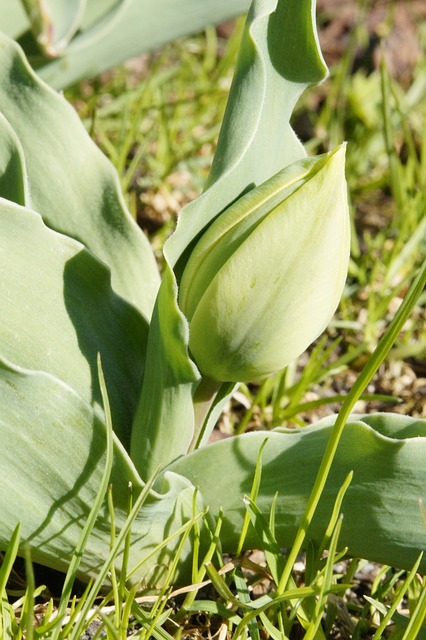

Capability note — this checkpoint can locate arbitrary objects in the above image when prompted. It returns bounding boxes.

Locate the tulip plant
[0,0,425,593]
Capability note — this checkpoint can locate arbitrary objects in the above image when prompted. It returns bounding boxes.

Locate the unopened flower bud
[179,145,350,382]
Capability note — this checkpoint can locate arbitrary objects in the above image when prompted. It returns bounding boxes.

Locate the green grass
[1,5,426,639]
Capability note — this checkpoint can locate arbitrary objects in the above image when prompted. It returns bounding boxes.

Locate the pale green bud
[179,145,350,383]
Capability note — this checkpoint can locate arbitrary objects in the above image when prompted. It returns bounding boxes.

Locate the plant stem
[190,376,222,451]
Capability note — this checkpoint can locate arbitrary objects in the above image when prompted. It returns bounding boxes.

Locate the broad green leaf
[0,33,159,319]
[39,0,250,89]
[167,414,426,573]
[0,199,147,447]
[0,4,29,39]
[81,0,122,30]
[0,0,251,89]
[346,412,426,439]
[130,268,200,477]
[0,358,205,585]
[20,0,87,55]
[130,0,329,476]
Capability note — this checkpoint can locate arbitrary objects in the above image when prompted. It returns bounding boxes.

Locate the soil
[317,0,426,85]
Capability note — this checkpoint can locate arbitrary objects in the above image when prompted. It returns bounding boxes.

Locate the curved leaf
[0,4,29,39]
[167,414,426,572]
[0,199,147,447]
[81,1,123,31]
[166,0,328,269]
[0,0,251,89]
[0,33,159,318]
[0,358,205,584]
[38,0,251,89]
[129,268,200,477]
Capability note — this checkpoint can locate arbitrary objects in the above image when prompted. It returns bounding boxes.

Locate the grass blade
[47,354,115,639]
[0,523,21,597]
[277,259,426,593]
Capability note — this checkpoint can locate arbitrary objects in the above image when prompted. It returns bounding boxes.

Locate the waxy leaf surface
[0,199,147,447]
[0,359,204,584]
[0,0,251,89]
[0,34,159,319]
[168,413,426,573]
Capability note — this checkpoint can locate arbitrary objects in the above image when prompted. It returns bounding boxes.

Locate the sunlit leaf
[0,33,160,318]
[0,358,205,584]
[0,0,251,89]
[168,414,426,573]
[0,200,147,446]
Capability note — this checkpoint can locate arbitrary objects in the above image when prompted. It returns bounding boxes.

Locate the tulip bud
[179,145,350,383]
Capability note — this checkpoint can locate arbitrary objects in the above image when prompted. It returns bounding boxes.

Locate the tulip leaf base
[0,0,425,602]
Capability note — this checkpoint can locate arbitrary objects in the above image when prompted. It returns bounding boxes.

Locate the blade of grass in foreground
[400,579,426,640]
[67,476,160,639]
[0,522,20,597]
[22,547,35,640]
[303,515,344,640]
[277,259,426,593]
[43,354,115,640]
[371,552,423,640]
